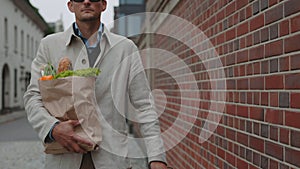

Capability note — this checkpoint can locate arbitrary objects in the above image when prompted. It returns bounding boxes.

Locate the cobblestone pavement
[0,111,148,169]
[0,141,45,169]
[0,140,148,169]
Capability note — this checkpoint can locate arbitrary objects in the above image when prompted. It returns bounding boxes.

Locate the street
[0,115,44,169]
[0,112,148,169]
[0,116,39,142]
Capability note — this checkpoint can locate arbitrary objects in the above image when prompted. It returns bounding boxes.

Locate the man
[23,0,168,168]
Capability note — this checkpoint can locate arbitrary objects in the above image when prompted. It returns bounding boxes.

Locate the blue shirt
[73,22,104,48]
[73,22,103,67]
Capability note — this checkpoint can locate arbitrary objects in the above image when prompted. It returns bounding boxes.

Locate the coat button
[82,59,86,64]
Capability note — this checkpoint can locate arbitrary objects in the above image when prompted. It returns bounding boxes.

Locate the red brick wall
[147,0,300,168]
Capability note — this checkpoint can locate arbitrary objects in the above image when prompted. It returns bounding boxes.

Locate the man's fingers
[72,134,94,146]
[69,142,87,154]
[68,120,81,127]
[64,144,75,153]
[62,138,87,154]
[54,120,92,153]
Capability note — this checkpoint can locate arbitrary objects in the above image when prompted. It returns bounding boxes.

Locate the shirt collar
[64,23,112,48]
[73,22,104,48]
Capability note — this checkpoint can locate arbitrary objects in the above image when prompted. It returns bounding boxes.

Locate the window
[14,26,18,53]
[14,69,18,98]
[118,14,126,36]
[127,0,143,4]
[26,34,29,58]
[4,18,8,45]
[120,0,125,4]
[21,30,24,57]
[25,72,31,89]
[120,0,144,5]
[35,40,39,55]
[127,15,142,36]
[31,37,34,58]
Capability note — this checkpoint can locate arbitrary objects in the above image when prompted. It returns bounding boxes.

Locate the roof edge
[12,0,52,35]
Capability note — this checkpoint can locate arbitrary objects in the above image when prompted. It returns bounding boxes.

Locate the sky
[29,0,119,30]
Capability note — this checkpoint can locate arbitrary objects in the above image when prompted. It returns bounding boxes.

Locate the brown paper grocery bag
[38,76,102,154]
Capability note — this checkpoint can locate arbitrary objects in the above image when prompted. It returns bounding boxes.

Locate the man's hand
[52,120,93,154]
[150,162,168,169]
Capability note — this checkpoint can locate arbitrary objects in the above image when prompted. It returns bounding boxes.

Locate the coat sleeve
[127,42,167,164]
[23,39,60,143]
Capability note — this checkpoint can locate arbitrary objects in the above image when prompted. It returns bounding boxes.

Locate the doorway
[2,64,10,113]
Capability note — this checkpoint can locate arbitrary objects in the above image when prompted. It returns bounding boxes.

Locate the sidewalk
[0,140,148,169]
[0,110,148,169]
[0,141,45,169]
[0,109,26,125]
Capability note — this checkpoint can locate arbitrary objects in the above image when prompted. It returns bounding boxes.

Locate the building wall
[49,15,64,33]
[141,0,300,168]
[113,0,145,39]
[0,0,46,111]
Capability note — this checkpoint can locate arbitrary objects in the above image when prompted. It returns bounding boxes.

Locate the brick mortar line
[152,49,300,79]
[173,14,300,56]
[223,72,300,81]
[203,65,300,80]
[217,112,300,132]
[191,0,291,41]
[216,118,300,142]
[176,143,206,168]
[152,45,230,73]
[197,142,237,169]
[188,1,220,24]
[157,95,300,114]
[224,102,300,114]
[162,100,226,112]
[162,133,195,168]
[214,32,300,58]
[204,136,282,168]
[208,15,297,48]
[166,149,186,169]
[153,54,300,82]
[210,131,300,169]
[206,121,300,152]
[162,117,299,167]
[161,101,300,131]
[179,148,202,168]
[189,0,237,30]
[156,81,300,90]
[156,0,300,168]
[221,89,299,92]
[199,137,239,168]
[154,74,227,82]
[155,92,261,102]
[184,50,299,72]
[172,142,207,169]
[159,110,198,126]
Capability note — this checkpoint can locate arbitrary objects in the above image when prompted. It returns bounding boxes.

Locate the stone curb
[0,110,27,125]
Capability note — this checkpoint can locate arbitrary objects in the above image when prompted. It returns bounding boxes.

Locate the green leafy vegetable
[73,68,100,77]
[54,68,100,79]
[44,63,56,76]
[54,70,74,79]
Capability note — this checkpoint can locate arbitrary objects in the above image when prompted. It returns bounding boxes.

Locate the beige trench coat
[24,25,166,169]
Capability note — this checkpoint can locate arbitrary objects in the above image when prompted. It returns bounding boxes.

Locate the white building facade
[0,0,48,112]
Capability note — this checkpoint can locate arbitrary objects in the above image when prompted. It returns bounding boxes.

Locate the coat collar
[64,23,112,48]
